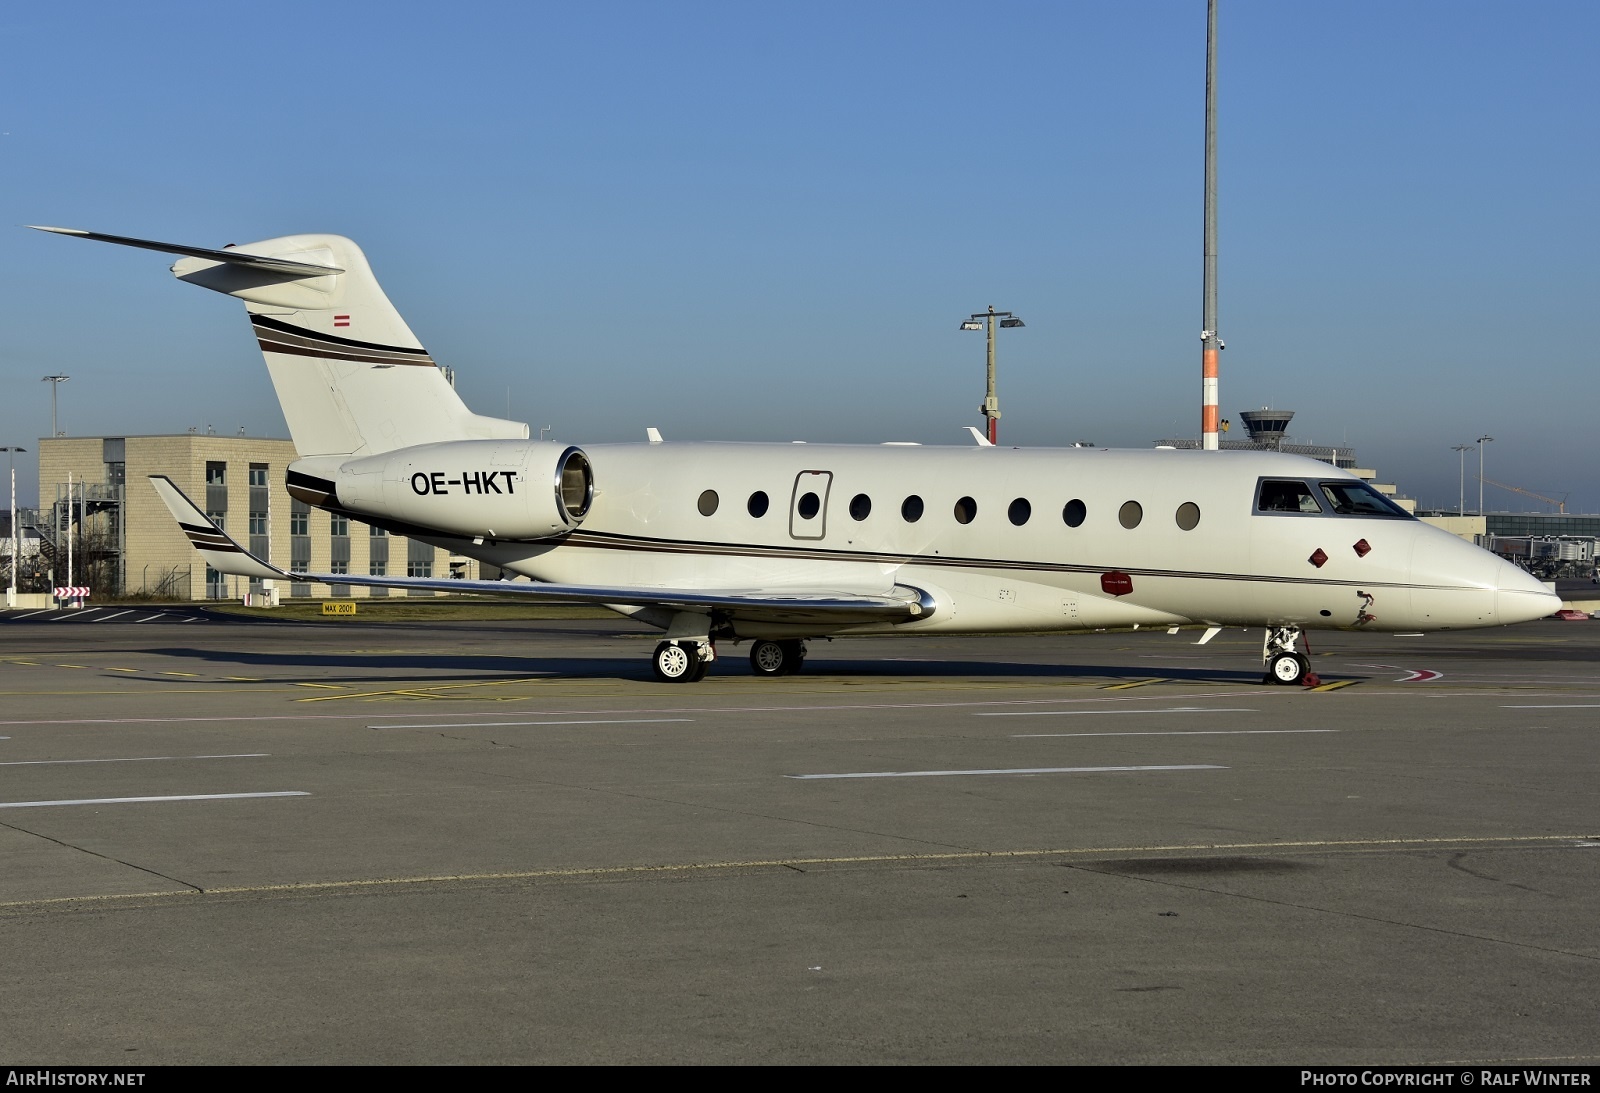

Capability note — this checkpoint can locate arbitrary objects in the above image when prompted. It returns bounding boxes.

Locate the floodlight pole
[1451,444,1470,515]
[1476,436,1493,515]
[42,375,69,437]
[961,306,1024,444]
[1,446,23,606]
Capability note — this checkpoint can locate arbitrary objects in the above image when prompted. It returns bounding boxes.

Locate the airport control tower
[1238,408,1295,450]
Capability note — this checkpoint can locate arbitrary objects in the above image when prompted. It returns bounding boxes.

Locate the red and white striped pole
[1201,0,1221,451]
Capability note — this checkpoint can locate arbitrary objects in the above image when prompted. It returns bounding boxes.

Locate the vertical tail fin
[30,226,527,457]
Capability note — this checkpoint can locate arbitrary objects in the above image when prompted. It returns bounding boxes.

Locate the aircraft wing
[147,475,932,624]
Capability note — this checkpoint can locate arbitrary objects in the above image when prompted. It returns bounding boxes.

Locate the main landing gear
[1262,625,1315,686]
[748,639,806,677]
[651,638,810,682]
[652,639,714,683]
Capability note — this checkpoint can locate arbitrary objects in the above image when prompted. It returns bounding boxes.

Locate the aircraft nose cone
[1494,561,1561,625]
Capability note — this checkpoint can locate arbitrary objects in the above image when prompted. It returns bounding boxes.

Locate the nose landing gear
[1262,625,1313,686]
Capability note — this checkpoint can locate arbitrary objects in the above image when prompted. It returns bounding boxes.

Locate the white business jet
[33,227,1559,683]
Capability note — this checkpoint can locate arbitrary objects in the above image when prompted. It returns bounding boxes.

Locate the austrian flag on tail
[333,314,350,327]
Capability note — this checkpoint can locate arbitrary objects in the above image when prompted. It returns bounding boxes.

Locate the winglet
[964,426,994,447]
[147,475,283,580]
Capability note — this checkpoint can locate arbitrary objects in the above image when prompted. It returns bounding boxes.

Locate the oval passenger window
[1063,499,1086,528]
[1008,498,1031,526]
[698,489,719,517]
[901,495,924,523]
[747,491,769,518]
[1175,502,1200,530]
[797,492,820,519]
[1119,500,1143,529]
[954,496,977,525]
[849,494,872,521]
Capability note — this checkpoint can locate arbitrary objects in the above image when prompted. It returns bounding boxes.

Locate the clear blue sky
[2,1,1595,512]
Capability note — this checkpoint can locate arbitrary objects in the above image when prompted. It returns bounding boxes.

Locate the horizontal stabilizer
[29,226,343,278]
[147,475,932,625]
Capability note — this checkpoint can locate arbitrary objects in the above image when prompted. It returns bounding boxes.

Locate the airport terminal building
[36,434,475,601]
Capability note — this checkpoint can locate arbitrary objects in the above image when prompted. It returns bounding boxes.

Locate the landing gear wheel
[750,640,788,676]
[1268,651,1310,686]
[652,640,699,683]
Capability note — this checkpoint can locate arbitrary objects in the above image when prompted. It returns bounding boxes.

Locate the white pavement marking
[1013,729,1334,738]
[0,694,1265,729]
[0,791,308,809]
[0,753,268,767]
[135,615,161,623]
[978,707,1257,718]
[51,610,98,622]
[13,610,48,619]
[785,764,1226,780]
[374,718,696,729]
[1501,704,1600,709]
[96,610,134,622]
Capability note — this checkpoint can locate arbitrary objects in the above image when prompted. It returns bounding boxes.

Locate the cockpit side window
[1319,481,1413,518]
[1256,479,1324,515]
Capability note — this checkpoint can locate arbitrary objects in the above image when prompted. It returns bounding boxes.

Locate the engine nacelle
[293,440,594,540]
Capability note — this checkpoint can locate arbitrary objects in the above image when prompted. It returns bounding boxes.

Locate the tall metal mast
[1201,0,1221,450]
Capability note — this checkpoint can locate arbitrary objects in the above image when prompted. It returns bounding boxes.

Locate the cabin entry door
[789,471,832,541]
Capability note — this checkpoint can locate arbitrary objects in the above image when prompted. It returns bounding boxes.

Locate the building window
[206,462,226,486]
[291,510,309,536]
[370,526,387,537]
[407,559,433,578]
[249,512,268,535]
[330,514,349,537]
[248,465,268,488]
[207,511,225,530]
[370,561,387,577]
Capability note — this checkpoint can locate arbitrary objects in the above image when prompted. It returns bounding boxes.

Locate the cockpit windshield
[1257,479,1324,514]
[1318,481,1412,518]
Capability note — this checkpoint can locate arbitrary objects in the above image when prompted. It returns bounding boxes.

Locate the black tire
[750,640,788,677]
[778,639,806,675]
[1268,651,1308,685]
[690,655,712,682]
[652,640,698,683]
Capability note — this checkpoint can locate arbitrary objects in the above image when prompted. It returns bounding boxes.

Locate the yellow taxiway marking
[297,676,551,702]
[1103,678,1166,690]
[293,682,346,690]
[159,671,199,678]
[56,664,90,670]
[222,676,263,682]
[2,834,1590,911]
[105,668,139,674]
[1313,679,1359,692]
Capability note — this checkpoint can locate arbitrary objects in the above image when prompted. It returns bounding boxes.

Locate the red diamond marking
[1309,548,1328,568]
[1353,539,1371,557]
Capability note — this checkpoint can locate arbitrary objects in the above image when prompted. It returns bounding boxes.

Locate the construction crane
[1476,476,1568,513]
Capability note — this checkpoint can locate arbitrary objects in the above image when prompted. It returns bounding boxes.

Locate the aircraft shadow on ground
[141,647,1276,686]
